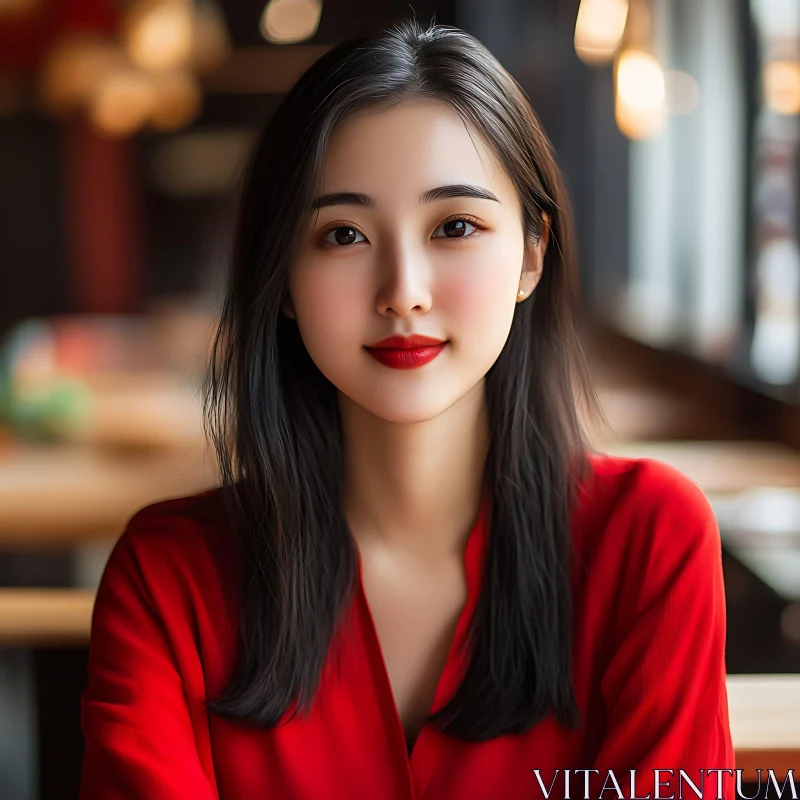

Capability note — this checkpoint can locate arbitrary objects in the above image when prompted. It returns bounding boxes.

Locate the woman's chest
[201,550,600,800]
[359,553,469,744]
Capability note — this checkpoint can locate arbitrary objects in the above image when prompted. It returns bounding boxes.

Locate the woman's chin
[354,395,457,425]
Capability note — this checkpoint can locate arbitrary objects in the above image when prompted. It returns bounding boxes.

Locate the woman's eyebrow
[310,183,500,211]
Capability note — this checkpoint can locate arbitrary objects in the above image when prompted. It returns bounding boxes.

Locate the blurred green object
[9,377,93,441]
[0,320,93,442]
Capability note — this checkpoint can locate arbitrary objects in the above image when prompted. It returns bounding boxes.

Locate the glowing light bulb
[615,48,666,139]
[89,69,155,138]
[260,0,322,45]
[574,0,629,65]
[124,0,194,72]
[763,59,800,116]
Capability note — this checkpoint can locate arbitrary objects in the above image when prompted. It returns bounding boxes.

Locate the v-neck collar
[353,486,492,799]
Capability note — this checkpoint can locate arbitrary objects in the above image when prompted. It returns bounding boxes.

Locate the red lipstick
[365,334,447,370]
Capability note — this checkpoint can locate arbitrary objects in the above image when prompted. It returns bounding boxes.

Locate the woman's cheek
[296,268,365,345]
[442,255,516,330]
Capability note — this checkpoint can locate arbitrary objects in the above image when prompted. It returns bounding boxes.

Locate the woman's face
[284,99,548,424]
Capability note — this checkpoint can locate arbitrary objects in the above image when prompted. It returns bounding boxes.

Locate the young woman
[80,19,735,800]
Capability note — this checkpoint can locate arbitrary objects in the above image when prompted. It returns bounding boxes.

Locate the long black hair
[203,17,606,741]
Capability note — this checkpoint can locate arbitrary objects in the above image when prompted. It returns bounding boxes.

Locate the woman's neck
[340,380,489,562]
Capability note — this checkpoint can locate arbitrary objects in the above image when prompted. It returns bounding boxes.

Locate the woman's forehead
[317,100,511,202]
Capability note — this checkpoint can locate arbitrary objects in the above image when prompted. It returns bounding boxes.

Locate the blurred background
[1,0,799,797]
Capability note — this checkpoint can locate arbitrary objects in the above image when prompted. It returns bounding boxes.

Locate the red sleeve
[588,460,735,800]
[79,510,219,799]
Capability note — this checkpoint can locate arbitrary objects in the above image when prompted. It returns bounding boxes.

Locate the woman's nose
[374,239,434,318]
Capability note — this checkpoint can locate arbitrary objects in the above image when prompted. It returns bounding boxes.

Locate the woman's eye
[431,217,479,239]
[322,217,481,246]
[322,226,367,246]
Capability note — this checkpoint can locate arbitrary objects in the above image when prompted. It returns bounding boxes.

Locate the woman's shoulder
[123,487,229,537]
[583,450,713,512]
[576,451,720,565]
[119,487,233,562]
[98,487,241,615]
[88,487,242,703]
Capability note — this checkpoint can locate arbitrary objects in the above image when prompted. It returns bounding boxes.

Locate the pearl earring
[518,290,525,296]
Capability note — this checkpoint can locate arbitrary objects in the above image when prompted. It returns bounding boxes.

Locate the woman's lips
[365,342,447,369]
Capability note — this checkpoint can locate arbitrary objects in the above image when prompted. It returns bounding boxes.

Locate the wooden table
[727,674,800,780]
[0,588,95,646]
[604,440,800,494]
[6,439,798,546]
[589,386,703,442]
[0,441,219,546]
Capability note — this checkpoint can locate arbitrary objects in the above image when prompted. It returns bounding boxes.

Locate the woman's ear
[538,211,551,254]
[517,211,550,302]
[281,290,296,320]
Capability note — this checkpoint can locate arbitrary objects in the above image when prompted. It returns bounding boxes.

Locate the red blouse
[79,454,735,799]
